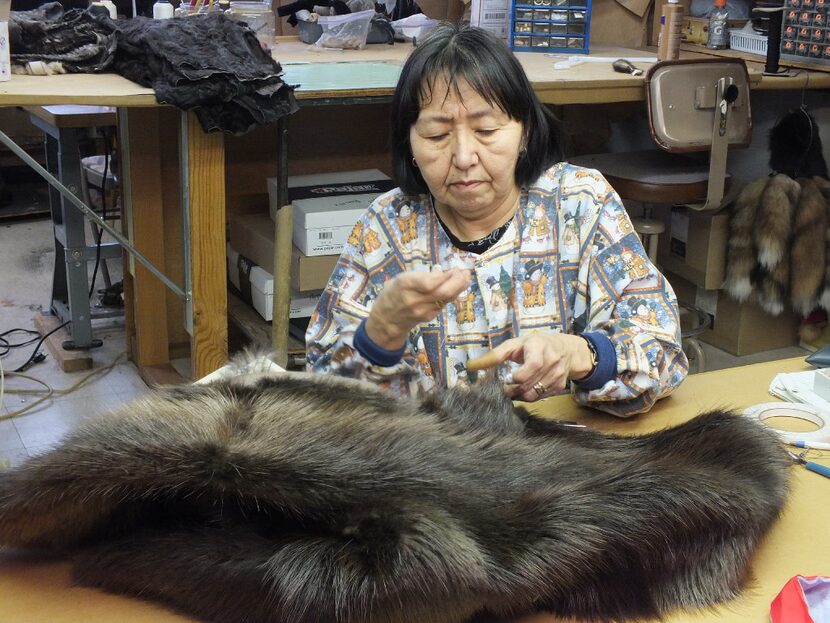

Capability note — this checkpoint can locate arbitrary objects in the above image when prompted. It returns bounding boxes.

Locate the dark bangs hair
[391,23,563,195]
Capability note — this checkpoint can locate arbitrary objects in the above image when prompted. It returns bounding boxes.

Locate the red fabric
[771,576,816,623]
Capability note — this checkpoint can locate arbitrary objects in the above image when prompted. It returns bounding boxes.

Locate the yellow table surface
[1,357,828,622]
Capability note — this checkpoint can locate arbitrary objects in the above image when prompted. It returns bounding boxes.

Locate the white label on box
[471,0,510,40]
[295,225,353,256]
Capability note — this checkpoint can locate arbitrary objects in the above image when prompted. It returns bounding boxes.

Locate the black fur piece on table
[0,370,790,623]
[769,107,829,180]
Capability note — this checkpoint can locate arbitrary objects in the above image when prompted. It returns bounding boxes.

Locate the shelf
[227,289,306,368]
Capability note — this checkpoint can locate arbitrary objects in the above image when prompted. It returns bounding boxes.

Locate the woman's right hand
[365,268,472,350]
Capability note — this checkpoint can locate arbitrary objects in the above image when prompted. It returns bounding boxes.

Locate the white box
[227,243,321,322]
[471,0,510,41]
[267,169,394,257]
[0,0,10,83]
[813,368,830,403]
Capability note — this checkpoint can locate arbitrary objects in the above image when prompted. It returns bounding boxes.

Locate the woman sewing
[306,23,687,416]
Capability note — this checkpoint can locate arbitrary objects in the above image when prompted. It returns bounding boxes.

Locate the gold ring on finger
[533,382,548,398]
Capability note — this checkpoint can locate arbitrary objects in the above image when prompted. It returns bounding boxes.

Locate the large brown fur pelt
[755,175,801,315]
[724,177,768,302]
[755,174,801,271]
[815,177,830,310]
[790,177,829,314]
[725,174,830,315]
[0,371,791,623]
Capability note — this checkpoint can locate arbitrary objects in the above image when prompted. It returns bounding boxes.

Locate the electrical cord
[11,320,70,373]
[0,352,124,421]
[0,328,41,357]
[1,327,48,412]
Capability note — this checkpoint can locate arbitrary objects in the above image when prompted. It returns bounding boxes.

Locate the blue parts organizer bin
[509,0,591,53]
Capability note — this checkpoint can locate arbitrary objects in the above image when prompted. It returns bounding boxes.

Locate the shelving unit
[509,0,591,54]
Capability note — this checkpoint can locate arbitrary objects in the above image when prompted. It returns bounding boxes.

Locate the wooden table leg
[119,108,170,375]
[183,111,227,379]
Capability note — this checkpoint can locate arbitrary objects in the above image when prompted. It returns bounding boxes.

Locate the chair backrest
[646,59,752,153]
[645,59,752,211]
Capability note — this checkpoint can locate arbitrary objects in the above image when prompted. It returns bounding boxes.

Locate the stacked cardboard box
[227,244,321,322]
[266,169,394,256]
[229,213,338,293]
[231,169,394,322]
[668,272,800,357]
[658,206,729,291]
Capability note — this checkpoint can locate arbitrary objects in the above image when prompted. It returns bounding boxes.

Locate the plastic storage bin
[729,23,767,56]
[227,2,276,46]
[510,0,591,53]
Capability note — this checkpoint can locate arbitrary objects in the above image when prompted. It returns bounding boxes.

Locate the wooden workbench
[271,39,830,103]
[1,43,828,381]
[0,357,827,622]
[0,75,226,384]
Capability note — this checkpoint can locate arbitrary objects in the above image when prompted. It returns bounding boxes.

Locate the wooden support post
[120,108,170,369]
[185,111,227,379]
[271,203,294,368]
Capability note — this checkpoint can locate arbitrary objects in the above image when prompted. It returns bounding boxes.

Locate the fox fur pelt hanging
[724,174,830,315]
[725,107,830,315]
[0,369,790,623]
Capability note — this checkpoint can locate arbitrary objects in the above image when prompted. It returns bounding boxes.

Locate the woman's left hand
[485,333,594,402]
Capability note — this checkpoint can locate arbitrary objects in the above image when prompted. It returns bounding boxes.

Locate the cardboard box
[267,169,394,257]
[667,271,800,356]
[703,292,800,356]
[227,243,322,322]
[229,212,337,292]
[658,207,728,290]
[0,0,10,82]
[418,0,469,21]
[593,0,651,49]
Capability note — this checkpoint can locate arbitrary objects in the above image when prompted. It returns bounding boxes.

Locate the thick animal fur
[0,371,790,623]
[725,175,830,315]
[769,108,829,180]
[790,177,829,314]
[724,177,767,302]
[755,174,801,270]
[815,177,830,310]
[756,258,789,315]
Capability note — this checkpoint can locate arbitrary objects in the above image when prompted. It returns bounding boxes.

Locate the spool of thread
[657,0,683,61]
[101,0,117,18]
[753,6,787,75]
[88,2,110,18]
[743,403,830,444]
[153,0,174,19]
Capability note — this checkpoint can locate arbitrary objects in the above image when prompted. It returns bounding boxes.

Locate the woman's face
[409,77,524,221]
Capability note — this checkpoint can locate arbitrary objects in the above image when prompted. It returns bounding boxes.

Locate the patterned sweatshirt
[306,163,688,416]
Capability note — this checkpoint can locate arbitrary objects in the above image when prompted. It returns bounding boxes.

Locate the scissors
[787,450,830,480]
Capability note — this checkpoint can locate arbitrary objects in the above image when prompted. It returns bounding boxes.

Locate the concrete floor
[0,217,151,468]
[0,213,810,468]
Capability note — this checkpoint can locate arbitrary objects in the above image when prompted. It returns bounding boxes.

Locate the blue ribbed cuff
[574,331,616,391]
[352,318,406,367]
